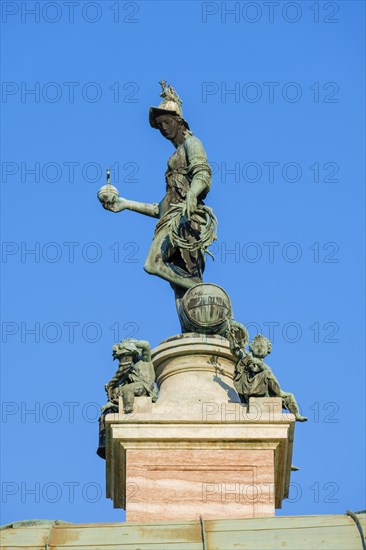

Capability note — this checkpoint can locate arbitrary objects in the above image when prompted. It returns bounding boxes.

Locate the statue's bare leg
[121,382,145,413]
[170,284,187,331]
[281,392,308,422]
[144,229,202,289]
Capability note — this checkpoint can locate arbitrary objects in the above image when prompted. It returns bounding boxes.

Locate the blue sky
[1,0,365,525]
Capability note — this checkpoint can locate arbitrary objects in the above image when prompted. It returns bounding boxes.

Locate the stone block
[105,335,295,521]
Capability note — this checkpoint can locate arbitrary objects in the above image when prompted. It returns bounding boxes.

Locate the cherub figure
[228,333,307,422]
[97,338,158,459]
[108,338,158,413]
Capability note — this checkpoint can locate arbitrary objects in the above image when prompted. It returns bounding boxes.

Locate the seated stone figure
[97,338,158,459]
[228,333,307,422]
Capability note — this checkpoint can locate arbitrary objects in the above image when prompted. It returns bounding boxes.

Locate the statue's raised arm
[98,169,159,218]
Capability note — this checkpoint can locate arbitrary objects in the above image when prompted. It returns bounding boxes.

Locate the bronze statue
[227,332,307,422]
[97,338,158,459]
[98,81,217,297]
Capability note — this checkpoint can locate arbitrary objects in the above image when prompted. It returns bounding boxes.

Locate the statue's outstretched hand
[101,197,128,213]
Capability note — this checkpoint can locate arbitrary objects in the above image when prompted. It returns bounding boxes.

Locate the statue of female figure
[98,81,216,297]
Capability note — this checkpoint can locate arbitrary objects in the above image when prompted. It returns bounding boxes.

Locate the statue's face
[156,115,180,141]
[251,341,267,357]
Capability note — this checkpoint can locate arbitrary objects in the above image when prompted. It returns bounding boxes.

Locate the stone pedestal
[105,334,295,522]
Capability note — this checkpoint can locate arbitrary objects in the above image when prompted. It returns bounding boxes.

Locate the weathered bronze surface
[178,283,231,334]
[97,338,157,459]
[98,81,216,293]
[227,332,307,422]
[96,83,307,490]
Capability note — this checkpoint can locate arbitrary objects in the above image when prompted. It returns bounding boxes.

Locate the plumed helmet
[149,80,190,130]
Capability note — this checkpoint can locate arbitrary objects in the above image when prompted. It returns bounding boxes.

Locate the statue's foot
[123,405,133,414]
[295,414,308,422]
[96,446,106,460]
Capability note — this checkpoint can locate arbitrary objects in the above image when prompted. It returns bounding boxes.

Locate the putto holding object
[227,332,308,422]
[97,338,157,459]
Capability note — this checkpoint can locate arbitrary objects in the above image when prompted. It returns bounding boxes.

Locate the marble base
[105,334,295,522]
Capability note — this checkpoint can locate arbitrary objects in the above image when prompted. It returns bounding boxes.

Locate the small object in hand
[97,167,119,205]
